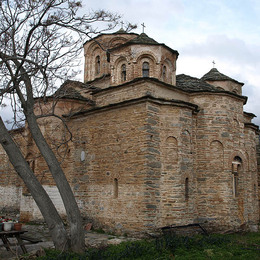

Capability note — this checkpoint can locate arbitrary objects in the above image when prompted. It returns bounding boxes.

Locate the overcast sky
[83,0,260,126]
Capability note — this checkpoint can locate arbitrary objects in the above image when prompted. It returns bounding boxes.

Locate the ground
[0,223,137,259]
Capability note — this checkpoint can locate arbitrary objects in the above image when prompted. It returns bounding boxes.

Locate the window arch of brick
[121,64,127,82]
[113,57,129,84]
[232,89,238,94]
[161,59,174,84]
[142,62,149,77]
[84,43,102,81]
[108,37,128,48]
[232,156,242,198]
[209,140,224,172]
[136,53,157,78]
[95,55,101,75]
[162,65,167,81]
[228,151,248,172]
[165,136,178,166]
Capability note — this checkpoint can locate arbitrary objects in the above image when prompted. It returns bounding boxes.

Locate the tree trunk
[0,117,69,251]
[25,109,85,253]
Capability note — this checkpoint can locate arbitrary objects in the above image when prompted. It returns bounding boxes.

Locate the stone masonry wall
[94,80,189,109]
[191,93,259,231]
[64,101,149,234]
[257,143,260,221]
[0,90,258,234]
[157,103,197,227]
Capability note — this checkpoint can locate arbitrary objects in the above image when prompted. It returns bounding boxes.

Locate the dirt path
[0,224,137,259]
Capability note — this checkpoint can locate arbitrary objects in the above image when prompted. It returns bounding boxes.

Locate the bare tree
[0,0,135,253]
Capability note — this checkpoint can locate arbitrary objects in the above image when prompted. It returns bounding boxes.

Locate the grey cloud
[180,34,260,65]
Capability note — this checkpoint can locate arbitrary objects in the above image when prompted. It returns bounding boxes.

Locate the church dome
[201,68,243,85]
[127,33,159,45]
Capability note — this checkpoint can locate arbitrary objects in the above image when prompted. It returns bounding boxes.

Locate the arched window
[142,62,149,77]
[114,178,118,198]
[232,156,242,197]
[185,177,189,200]
[162,65,167,81]
[121,64,126,82]
[95,55,100,75]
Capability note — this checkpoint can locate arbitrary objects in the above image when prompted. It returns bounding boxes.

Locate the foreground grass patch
[37,232,260,260]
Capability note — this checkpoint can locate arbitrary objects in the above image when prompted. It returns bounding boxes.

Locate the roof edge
[83,32,139,46]
[66,94,199,119]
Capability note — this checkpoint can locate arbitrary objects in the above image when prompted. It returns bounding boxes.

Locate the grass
[36,231,260,260]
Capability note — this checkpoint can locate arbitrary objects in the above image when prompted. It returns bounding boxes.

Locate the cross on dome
[141,22,146,33]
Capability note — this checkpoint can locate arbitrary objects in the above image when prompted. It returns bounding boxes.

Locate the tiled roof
[176,74,247,104]
[108,32,179,57]
[53,80,94,102]
[176,74,220,92]
[201,68,243,85]
[127,33,159,45]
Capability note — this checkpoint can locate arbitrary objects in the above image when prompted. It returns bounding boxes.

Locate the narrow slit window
[185,177,189,200]
[232,156,242,198]
[162,65,166,80]
[233,172,238,197]
[142,62,149,77]
[114,178,118,198]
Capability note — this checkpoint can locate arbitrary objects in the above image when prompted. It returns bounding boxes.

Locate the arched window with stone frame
[162,65,167,81]
[232,156,242,198]
[161,59,174,84]
[142,61,149,77]
[121,64,126,82]
[95,55,101,75]
[136,54,156,78]
[164,136,178,169]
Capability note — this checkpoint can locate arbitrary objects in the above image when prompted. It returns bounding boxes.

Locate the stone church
[0,30,259,234]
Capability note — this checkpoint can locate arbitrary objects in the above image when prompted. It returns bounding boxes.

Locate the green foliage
[37,232,260,260]
[92,228,106,234]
